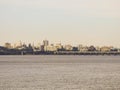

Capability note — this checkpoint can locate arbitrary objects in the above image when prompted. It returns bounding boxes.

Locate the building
[88,46,96,51]
[78,44,83,51]
[40,45,44,51]
[100,46,112,52]
[4,43,12,49]
[118,49,120,52]
[110,48,118,52]
[44,44,57,51]
[14,41,22,49]
[55,43,63,50]
[47,46,57,51]
[78,45,88,52]
[43,40,49,46]
[96,46,101,51]
[34,43,41,51]
[64,45,73,51]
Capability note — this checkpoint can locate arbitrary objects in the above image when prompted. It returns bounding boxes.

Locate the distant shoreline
[0,52,120,56]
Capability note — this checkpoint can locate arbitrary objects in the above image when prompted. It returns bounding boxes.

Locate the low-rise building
[100,46,112,52]
[79,46,89,52]
[96,46,101,51]
[88,46,96,51]
[4,43,12,49]
[118,49,120,52]
[64,45,73,51]
[55,43,63,50]
[44,44,57,51]
[78,45,88,52]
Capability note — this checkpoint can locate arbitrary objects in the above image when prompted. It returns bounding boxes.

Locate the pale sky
[0,0,120,47]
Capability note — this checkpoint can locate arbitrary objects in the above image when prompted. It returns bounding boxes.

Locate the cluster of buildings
[3,40,120,53]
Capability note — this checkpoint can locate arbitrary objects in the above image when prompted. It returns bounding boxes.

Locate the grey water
[0,55,120,90]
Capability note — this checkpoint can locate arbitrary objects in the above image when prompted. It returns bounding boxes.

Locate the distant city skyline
[1,40,119,48]
[0,0,120,47]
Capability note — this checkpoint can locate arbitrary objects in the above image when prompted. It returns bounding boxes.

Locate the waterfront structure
[43,40,49,46]
[34,43,41,51]
[118,49,120,52]
[78,44,83,51]
[78,45,89,52]
[55,43,63,50]
[45,44,57,51]
[43,40,49,51]
[72,47,78,51]
[80,46,89,52]
[96,46,101,51]
[40,45,44,51]
[64,45,73,51]
[100,46,112,52]
[0,40,120,55]
[44,46,47,51]
[110,47,118,52]
[4,43,12,49]
[88,46,96,51]
[14,41,22,49]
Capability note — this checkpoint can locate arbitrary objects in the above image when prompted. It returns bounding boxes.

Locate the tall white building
[43,40,49,46]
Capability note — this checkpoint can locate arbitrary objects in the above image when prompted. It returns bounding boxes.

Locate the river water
[0,55,120,90]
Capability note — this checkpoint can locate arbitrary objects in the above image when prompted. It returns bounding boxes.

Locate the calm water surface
[0,55,120,90]
[0,55,120,63]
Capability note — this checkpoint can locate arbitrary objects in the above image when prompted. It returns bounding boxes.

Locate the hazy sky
[0,0,120,47]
